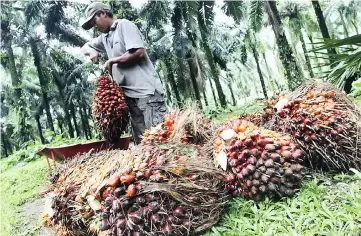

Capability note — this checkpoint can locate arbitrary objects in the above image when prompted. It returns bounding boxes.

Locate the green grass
[0,158,49,236]
[205,175,361,236]
[210,102,263,123]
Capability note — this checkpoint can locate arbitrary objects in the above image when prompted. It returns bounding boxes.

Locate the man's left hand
[103,59,114,72]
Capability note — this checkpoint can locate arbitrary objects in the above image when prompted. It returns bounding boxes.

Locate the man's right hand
[89,50,99,64]
[81,43,99,64]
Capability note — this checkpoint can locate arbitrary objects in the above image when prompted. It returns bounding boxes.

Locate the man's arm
[103,48,145,71]
[81,43,100,64]
[112,48,145,65]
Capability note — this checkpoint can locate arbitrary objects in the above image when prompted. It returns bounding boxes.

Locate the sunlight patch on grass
[0,158,49,236]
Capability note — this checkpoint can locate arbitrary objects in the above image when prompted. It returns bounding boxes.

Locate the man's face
[91,11,110,33]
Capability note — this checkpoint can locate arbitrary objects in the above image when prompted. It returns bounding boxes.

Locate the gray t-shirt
[88,19,164,98]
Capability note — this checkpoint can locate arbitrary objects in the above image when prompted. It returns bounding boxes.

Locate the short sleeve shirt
[88,19,164,98]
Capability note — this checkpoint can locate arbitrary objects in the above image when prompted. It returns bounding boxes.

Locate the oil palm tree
[197,1,227,107]
[264,1,304,90]
[25,0,87,47]
[280,2,314,78]
[324,1,361,37]
[1,4,35,144]
[311,1,337,57]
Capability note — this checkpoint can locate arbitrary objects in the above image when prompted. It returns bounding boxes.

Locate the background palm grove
[1,0,361,235]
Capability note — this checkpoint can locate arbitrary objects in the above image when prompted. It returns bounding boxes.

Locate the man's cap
[81,2,110,30]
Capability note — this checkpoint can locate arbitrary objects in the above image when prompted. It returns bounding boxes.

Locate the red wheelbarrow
[37,136,131,170]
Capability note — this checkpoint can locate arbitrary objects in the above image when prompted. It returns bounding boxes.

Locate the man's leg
[143,92,167,130]
[125,97,147,145]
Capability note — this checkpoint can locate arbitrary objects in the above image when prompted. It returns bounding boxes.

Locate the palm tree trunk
[2,21,22,100]
[35,114,46,144]
[187,55,203,109]
[199,38,226,107]
[58,119,64,134]
[5,43,22,100]
[209,78,219,107]
[197,12,226,107]
[43,95,54,132]
[299,32,314,78]
[2,21,33,144]
[311,1,337,57]
[164,81,173,106]
[78,105,89,139]
[202,88,209,107]
[30,40,55,133]
[264,1,304,91]
[164,59,182,107]
[69,101,81,137]
[308,35,322,71]
[251,43,268,99]
[262,53,280,92]
[1,132,9,157]
[195,54,209,107]
[351,21,359,34]
[52,71,75,138]
[227,81,237,106]
[338,10,349,38]
[82,104,92,139]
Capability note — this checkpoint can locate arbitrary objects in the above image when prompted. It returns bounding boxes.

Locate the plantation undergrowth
[0,158,48,236]
[206,175,361,236]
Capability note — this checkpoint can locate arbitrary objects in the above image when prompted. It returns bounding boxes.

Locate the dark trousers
[125,92,166,144]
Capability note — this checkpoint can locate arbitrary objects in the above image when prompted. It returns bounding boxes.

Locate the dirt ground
[21,198,55,236]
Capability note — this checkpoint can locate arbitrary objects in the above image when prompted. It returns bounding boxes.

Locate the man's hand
[89,50,99,64]
[103,59,114,72]
[81,43,99,64]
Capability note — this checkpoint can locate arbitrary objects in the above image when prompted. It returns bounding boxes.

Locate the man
[80,2,166,144]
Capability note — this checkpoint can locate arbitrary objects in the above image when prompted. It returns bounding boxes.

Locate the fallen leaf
[215,150,228,171]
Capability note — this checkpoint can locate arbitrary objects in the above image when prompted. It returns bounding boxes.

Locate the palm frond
[301,11,319,33]
[43,1,67,35]
[312,34,361,89]
[53,24,87,47]
[171,2,183,34]
[248,1,264,32]
[140,1,170,38]
[222,1,245,23]
[240,44,247,64]
[22,78,41,94]
[203,1,215,28]
[313,34,361,51]
[24,0,45,24]
[181,1,199,46]
[212,42,227,70]
[65,65,84,84]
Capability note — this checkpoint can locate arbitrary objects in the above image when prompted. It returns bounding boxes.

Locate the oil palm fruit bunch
[50,186,87,235]
[92,145,227,235]
[262,92,289,123]
[141,113,177,145]
[215,119,305,200]
[239,113,263,127]
[94,192,197,236]
[97,146,171,201]
[92,72,129,143]
[142,109,213,145]
[263,82,361,171]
